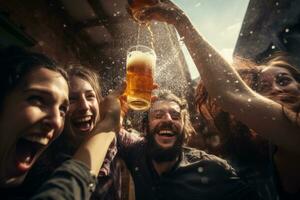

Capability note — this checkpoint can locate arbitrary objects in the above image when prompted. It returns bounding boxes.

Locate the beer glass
[126,45,156,111]
[128,0,159,21]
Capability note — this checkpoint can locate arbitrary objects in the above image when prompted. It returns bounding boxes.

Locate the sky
[172,0,250,79]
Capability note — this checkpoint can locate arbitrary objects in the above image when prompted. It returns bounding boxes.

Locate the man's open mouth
[157,130,176,137]
[72,116,93,132]
[15,135,48,173]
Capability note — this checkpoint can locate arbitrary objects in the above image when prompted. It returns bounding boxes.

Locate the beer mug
[128,0,159,21]
[126,45,156,111]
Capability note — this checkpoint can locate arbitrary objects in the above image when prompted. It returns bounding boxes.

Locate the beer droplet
[198,167,204,173]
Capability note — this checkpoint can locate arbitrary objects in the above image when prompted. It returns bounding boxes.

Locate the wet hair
[261,52,300,84]
[262,53,300,116]
[142,90,196,143]
[0,46,68,109]
[196,53,300,128]
[65,65,103,104]
[196,75,269,162]
[196,53,300,157]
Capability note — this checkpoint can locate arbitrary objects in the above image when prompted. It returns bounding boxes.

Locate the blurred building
[234,0,300,68]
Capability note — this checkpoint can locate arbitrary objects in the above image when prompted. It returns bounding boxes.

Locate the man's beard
[145,121,184,163]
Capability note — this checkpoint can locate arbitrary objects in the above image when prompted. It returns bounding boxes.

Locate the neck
[152,157,179,176]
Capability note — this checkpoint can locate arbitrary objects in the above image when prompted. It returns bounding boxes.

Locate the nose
[42,108,64,137]
[78,96,89,111]
[163,112,173,121]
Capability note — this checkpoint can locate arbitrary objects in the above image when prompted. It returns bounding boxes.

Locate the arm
[31,85,125,200]
[73,83,125,176]
[138,0,300,154]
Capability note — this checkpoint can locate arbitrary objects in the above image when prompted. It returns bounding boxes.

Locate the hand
[93,82,126,133]
[135,0,186,26]
[119,94,129,120]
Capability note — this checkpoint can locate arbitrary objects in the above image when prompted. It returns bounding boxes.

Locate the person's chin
[154,137,176,149]
[73,125,94,137]
[156,141,175,150]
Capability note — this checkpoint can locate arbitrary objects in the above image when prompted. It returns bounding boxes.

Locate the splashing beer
[126,45,156,111]
[128,0,159,21]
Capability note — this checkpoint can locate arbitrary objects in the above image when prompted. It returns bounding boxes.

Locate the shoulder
[182,147,236,174]
[118,128,145,146]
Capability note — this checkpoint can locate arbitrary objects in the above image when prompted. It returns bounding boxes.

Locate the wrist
[93,118,119,134]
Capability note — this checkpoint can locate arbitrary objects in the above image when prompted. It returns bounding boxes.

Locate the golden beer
[126,45,156,111]
[128,0,159,21]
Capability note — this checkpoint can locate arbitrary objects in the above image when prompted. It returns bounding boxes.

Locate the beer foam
[127,50,156,69]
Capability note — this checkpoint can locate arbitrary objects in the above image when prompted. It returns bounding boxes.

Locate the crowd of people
[0,0,299,199]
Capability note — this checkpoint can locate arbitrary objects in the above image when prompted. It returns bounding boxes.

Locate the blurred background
[1,0,300,198]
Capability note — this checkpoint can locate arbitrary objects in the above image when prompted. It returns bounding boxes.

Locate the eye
[170,111,181,120]
[27,95,44,106]
[86,93,96,101]
[69,95,78,104]
[257,81,271,93]
[59,103,69,117]
[152,111,164,119]
[277,76,292,86]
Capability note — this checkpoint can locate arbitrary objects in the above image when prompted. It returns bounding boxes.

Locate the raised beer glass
[128,0,159,21]
[126,45,156,111]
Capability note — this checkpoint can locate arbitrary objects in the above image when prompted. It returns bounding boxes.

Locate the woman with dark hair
[0,46,123,200]
[26,65,122,200]
[0,46,69,188]
[134,1,300,199]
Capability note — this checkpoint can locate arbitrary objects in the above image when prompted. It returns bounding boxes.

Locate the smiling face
[257,66,300,112]
[66,76,100,143]
[148,100,184,150]
[0,67,69,187]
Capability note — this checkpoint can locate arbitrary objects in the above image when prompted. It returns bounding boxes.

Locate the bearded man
[118,90,260,200]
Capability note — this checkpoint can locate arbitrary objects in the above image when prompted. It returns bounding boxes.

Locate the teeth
[160,130,172,134]
[25,156,31,164]
[23,135,49,146]
[75,116,91,123]
[158,130,174,136]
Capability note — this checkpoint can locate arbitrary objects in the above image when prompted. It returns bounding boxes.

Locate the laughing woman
[25,65,122,200]
[0,46,69,188]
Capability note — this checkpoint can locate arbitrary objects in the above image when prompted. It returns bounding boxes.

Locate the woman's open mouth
[15,135,49,174]
[72,116,93,133]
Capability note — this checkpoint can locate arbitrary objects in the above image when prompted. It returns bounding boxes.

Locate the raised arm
[31,85,125,200]
[137,0,300,154]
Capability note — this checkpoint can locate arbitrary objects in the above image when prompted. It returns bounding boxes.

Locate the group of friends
[0,0,299,199]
